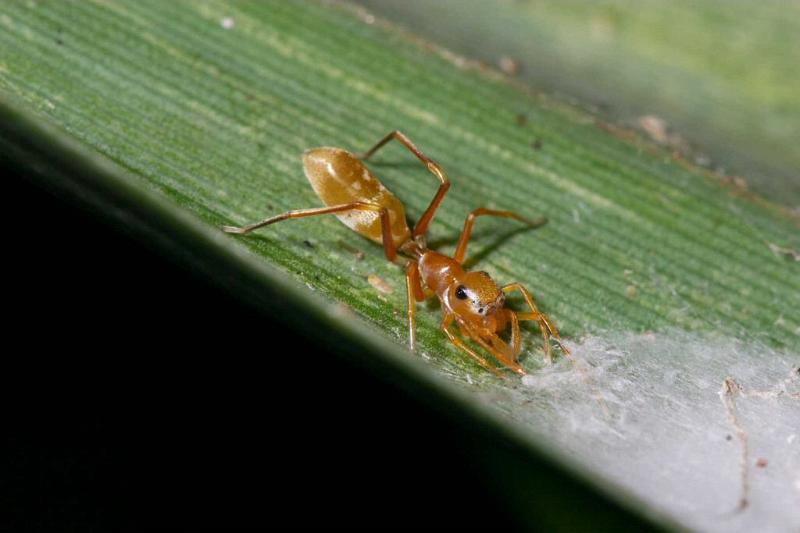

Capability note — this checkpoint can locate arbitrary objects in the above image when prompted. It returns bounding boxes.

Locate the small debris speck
[755,458,768,468]
[726,434,733,441]
[221,17,235,29]
[695,154,711,167]
[303,239,315,249]
[532,138,543,150]
[498,56,520,76]
[515,113,527,126]
[331,302,355,319]
[766,242,800,262]
[367,274,393,295]
[339,240,365,260]
[638,115,669,143]
[625,285,639,298]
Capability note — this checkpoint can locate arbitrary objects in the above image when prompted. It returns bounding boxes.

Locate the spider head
[449,271,505,324]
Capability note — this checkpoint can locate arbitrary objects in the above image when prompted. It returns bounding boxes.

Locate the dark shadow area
[461,224,546,270]
[1,166,523,531]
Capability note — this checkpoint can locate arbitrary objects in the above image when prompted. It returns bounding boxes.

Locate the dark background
[2,170,520,530]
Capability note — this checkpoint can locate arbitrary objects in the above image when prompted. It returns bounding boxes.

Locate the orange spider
[223,131,569,375]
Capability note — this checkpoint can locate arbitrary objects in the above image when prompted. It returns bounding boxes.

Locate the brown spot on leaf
[367,274,393,295]
[498,56,520,76]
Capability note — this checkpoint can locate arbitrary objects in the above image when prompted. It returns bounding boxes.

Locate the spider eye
[455,285,468,300]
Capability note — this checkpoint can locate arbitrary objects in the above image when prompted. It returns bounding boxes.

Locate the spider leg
[453,208,546,264]
[441,314,503,377]
[462,314,526,376]
[222,202,399,261]
[503,282,569,364]
[358,130,450,238]
[405,261,426,351]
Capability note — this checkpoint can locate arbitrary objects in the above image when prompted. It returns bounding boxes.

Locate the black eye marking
[478,307,484,314]
[455,285,468,300]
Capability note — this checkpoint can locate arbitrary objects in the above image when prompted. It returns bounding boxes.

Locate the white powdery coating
[483,331,800,532]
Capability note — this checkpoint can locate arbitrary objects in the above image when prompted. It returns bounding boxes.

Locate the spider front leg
[441,314,503,377]
[461,312,526,376]
[502,282,570,365]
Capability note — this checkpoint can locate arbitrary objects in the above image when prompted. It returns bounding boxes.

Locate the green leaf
[358,0,800,205]
[2,1,798,529]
